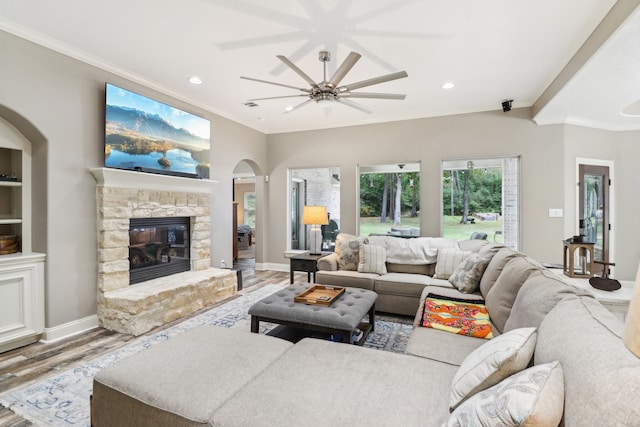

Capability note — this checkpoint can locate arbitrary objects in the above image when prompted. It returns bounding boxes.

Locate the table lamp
[624,261,640,358]
[302,205,328,254]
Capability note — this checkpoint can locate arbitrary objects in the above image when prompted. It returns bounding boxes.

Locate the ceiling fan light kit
[241,50,408,114]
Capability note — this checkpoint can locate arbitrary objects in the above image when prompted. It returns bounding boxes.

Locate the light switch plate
[549,208,563,218]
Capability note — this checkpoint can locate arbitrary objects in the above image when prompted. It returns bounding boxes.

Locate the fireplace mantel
[90,167,218,193]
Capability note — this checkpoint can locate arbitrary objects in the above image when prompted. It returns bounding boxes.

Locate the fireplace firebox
[129,217,190,284]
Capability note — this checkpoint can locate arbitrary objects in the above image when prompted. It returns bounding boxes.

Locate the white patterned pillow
[357,242,387,275]
[450,327,537,410]
[334,233,361,271]
[448,253,491,293]
[434,248,472,279]
[444,362,564,427]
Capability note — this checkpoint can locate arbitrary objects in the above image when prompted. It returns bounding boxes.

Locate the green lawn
[358,215,502,242]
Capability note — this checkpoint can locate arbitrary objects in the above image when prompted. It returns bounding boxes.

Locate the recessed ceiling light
[442,82,455,90]
[284,106,294,112]
[188,76,203,85]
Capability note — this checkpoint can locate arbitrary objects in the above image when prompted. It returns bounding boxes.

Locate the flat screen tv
[104,83,211,179]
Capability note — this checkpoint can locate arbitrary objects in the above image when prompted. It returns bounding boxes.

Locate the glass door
[578,164,609,263]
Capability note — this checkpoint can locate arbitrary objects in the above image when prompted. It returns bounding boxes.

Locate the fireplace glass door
[129,217,190,284]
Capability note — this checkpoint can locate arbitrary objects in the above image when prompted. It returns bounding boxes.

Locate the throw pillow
[420,294,493,339]
[433,248,472,279]
[448,253,491,293]
[357,242,387,275]
[334,233,361,271]
[445,361,564,427]
[449,327,537,411]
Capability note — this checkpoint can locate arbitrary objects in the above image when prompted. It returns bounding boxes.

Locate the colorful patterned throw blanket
[420,293,493,339]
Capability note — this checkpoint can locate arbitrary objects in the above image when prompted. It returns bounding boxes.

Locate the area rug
[0,284,412,426]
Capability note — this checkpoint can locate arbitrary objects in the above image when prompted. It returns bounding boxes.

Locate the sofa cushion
[449,327,537,410]
[316,270,376,291]
[479,247,523,298]
[92,326,294,426]
[374,272,437,298]
[503,269,590,332]
[334,233,362,270]
[445,362,564,427]
[386,262,434,276]
[406,286,491,365]
[211,337,457,427]
[448,253,491,293]
[433,248,472,279]
[485,256,541,333]
[357,242,387,275]
[535,296,640,426]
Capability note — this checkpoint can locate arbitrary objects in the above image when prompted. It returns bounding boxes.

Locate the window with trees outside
[358,163,420,237]
[442,157,519,249]
[243,192,256,229]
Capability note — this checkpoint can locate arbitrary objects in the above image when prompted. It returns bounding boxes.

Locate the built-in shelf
[0,126,45,353]
[0,217,22,225]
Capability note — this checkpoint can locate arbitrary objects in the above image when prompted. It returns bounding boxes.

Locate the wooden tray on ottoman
[294,285,345,306]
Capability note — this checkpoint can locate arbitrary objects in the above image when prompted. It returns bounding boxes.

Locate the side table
[289,252,331,284]
[563,240,595,278]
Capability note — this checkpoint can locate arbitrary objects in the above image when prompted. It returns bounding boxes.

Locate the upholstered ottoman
[248,283,377,344]
[91,326,293,427]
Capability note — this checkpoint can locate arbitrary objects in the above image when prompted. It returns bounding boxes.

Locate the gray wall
[0,30,267,328]
[266,109,567,266]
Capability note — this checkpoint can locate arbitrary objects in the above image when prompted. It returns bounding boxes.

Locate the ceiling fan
[241,50,408,114]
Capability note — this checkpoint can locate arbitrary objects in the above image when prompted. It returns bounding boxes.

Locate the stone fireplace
[91,168,236,336]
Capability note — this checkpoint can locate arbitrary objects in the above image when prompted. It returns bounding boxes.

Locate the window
[442,157,519,249]
[243,192,256,229]
[288,167,340,251]
[358,163,420,237]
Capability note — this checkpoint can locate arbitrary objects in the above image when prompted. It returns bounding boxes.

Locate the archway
[232,160,263,276]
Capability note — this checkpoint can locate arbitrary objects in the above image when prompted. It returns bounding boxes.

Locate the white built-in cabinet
[0,119,45,353]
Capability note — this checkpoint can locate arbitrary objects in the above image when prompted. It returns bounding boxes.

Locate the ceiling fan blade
[335,98,372,114]
[241,76,310,93]
[343,92,406,100]
[249,95,310,101]
[341,70,408,92]
[327,51,361,88]
[283,98,315,114]
[277,55,318,87]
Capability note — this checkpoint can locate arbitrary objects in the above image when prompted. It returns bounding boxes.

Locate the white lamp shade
[624,262,640,358]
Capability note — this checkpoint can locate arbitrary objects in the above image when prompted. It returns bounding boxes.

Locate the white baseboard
[255,262,288,272]
[40,314,99,344]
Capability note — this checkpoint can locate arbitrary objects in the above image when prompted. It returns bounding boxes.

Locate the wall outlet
[548,208,563,218]
[220,260,226,268]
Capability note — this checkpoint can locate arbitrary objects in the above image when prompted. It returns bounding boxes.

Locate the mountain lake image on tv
[105,83,211,178]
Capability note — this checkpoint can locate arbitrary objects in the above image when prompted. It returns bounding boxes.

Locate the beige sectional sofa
[91,237,640,426]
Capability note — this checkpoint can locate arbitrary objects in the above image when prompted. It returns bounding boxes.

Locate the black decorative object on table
[589,260,622,291]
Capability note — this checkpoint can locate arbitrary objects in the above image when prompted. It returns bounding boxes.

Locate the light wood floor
[0,268,296,427]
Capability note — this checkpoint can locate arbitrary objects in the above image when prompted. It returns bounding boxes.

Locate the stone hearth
[91,168,236,335]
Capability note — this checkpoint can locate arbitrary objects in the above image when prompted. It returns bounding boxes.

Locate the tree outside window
[243,192,256,229]
[358,163,420,236]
